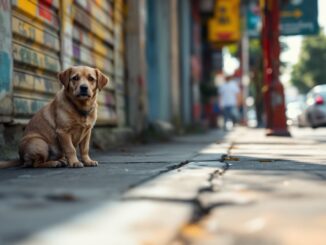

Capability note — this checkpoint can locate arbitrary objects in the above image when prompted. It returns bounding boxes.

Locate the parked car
[298,85,326,129]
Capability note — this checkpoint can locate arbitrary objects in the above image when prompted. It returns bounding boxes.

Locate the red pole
[262,0,291,136]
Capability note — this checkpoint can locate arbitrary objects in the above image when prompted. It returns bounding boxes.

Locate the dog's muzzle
[78,85,90,97]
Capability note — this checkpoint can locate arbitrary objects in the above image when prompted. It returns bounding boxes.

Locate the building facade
[0,0,213,151]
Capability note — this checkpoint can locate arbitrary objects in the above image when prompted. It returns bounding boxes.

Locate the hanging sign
[281,0,319,36]
[208,0,241,43]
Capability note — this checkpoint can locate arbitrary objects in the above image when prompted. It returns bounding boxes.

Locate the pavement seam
[123,151,231,221]
[124,146,228,191]
[172,141,235,244]
[188,162,230,219]
[126,160,190,190]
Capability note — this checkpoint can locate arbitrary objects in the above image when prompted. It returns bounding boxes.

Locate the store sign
[247,3,261,38]
[281,0,319,36]
[208,0,240,43]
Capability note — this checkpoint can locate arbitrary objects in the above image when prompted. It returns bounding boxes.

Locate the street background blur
[1,0,326,245]
[0,0,325,146]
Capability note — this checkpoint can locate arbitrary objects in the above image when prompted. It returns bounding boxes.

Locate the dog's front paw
[68,162,84,168]
[57,158,68,167]
[83,159,98,167]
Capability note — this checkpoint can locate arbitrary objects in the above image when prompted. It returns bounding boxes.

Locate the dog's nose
[80,85,88,93]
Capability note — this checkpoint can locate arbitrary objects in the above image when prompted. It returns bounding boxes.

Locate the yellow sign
[281,9,303,18]
[208,0,241,43]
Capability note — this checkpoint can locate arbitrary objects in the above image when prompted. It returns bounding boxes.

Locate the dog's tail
[0,160,22,169]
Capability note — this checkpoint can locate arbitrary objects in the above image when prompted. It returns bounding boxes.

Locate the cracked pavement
[0,130,226,245]
[1,128,326,245]
[175,128,326,245]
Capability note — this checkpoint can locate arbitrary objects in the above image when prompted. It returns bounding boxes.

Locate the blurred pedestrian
[218,75,240,130]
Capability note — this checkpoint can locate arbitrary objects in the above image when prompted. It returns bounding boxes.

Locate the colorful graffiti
[0,0,12,94]
[0,0,12,119]
[12,16,59,51]
[13,71,60,95]
[73,5,112,41]
[38,0,54,22]
[73,27,113,57]
[12,43,60,72]
[75,0,113,28]
[72,42,112,74]
[14,97,47,116]
[0,0,122,124]
[10,0,60,118]
[0,52,10,92]
[11,0,61,73]
[12,0,59,29]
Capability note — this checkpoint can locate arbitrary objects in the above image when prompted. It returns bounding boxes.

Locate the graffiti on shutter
[11,0,61,123]
[114,0,126,126]
[62,0,118,125]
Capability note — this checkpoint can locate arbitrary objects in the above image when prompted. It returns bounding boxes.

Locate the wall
[170,0,181,126]
[0,0,13,121]
[0,0,126,126]
[146,0,171,123]
[191,0,202,123]
[146,0,159,121]
[11,0,61,124]
[179,0,192,125]
[114,0,126,127]
[61,0,117,125]
[126,0,148,133]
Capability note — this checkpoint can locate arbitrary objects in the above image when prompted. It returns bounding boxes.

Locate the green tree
[291,33,326,93]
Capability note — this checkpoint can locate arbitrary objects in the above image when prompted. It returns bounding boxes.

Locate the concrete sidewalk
[0,130,227,245]
[175,128,326,245]
[2,127,326,245]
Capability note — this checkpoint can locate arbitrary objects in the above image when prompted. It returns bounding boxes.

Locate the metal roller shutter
[62,0,118,125]
[114,0,126,126]
[11,0,61,123]
[8,0,125,126]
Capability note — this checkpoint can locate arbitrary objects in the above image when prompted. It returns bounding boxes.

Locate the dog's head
[58,66,109,100]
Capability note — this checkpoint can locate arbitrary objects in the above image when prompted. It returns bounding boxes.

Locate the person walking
[218,75,241,130]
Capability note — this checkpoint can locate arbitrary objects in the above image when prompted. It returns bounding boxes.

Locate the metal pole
[241,4,250,125]
[262,0,290,136]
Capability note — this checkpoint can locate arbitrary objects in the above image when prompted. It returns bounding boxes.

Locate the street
[175,127,326,245]
[1,127,326,245]
[0,0,325,244]
[0,130,225,245]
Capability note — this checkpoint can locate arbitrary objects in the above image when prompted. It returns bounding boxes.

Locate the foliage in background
[291,32,326,93]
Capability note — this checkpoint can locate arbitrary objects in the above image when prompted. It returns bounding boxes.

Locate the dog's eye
[88,76,95,82]
[71,76,79,81]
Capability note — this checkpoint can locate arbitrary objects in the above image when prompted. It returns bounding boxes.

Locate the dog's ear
[95,68,109,91]
[58,68,72,88]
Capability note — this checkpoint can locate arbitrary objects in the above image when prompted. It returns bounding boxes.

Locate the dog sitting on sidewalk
[1,66,109,168]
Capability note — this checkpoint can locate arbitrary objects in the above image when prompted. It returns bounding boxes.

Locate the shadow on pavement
[0,129,228,245]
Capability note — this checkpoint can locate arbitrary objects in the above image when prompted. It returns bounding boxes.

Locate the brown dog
[16,66,109,168]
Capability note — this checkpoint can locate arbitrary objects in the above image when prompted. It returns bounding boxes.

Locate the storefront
[0,0,126,126]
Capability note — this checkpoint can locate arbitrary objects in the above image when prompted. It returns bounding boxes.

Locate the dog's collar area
[77,107,94,117]
[65,94,94,117]
[72,102,95,117]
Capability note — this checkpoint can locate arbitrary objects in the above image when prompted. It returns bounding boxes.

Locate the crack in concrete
[171,143,235,244]
[101,161,184,164]
[188,164,230,222]
[114,145,232,244]
[126,160,190,190]
[122,159,231,245]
